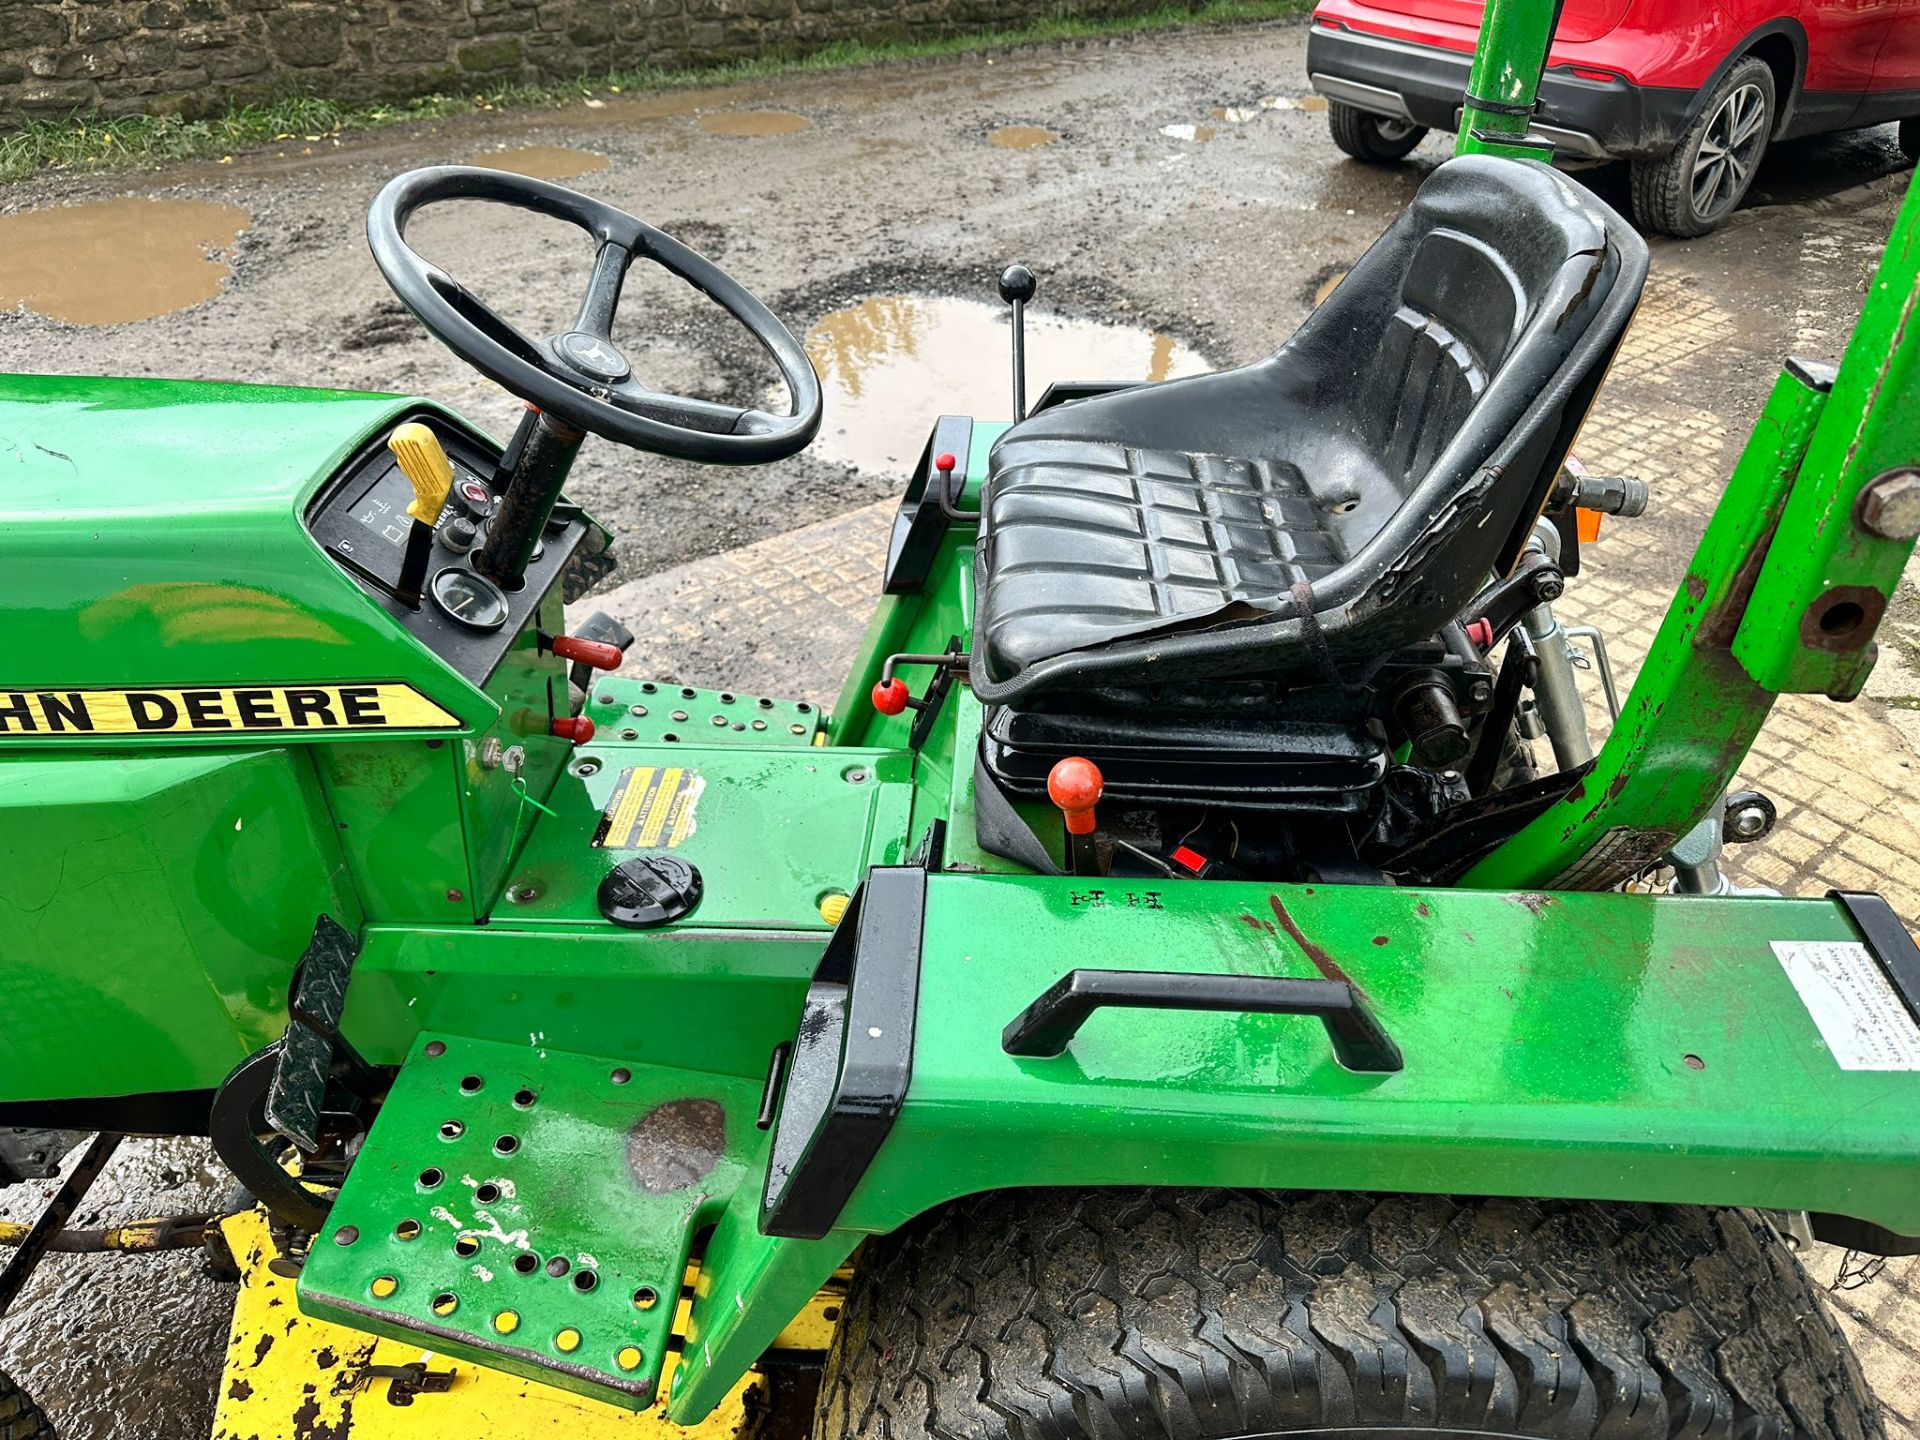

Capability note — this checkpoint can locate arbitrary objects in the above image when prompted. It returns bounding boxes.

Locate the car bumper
[1306,23,1691,160]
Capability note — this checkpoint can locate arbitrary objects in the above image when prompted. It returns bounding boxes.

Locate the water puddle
[696,110,812,137]
[802,294,1209,473]
[988,125,1058,149]
[473,144,610,180]
[1210,95,1329,123]
[1160,123,1217,143]
[0,197,250,326]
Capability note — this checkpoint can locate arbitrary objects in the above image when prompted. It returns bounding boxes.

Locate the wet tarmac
[0,17,1915,1438]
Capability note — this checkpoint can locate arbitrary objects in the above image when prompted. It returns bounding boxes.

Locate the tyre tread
[815,1191,1881,1440]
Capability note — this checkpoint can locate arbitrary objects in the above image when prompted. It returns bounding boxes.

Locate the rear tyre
[817,1189,1882,1440]
[0,1367,55,1440]
[1327,101,1428,163]
[1900,116,1919,162]
[1630,56,1774,237]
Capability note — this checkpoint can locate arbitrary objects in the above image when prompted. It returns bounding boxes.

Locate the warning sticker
[1771,939,1920,1071]
[593,766,704,850]
[0,683,459,738]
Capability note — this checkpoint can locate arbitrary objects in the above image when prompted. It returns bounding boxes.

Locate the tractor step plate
[298,1033,757,1408]
[585,679,823,747]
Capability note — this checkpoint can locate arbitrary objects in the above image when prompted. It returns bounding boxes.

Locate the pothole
[1210,95,1329,123]
[988,125,1058,149]
[473,145,610,180]
[801,294,1209,474]
[697,110,812,137]
[0,197,250,326]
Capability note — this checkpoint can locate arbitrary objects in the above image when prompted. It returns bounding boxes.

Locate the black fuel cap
[598,856,702,928]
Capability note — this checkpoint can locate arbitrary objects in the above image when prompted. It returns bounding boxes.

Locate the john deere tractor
[4,2,1919,1435]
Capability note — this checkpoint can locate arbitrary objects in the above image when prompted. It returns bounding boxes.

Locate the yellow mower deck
[213,1212,838,1439]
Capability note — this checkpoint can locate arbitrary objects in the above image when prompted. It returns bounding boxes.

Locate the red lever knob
[551,715,595,744]
[872,678,911,715]
[1047,757,1104,836]
[935,452,957,475]
[552,635,624,670]
[1464,618,1494,650]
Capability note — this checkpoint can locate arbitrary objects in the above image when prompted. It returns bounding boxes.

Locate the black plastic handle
[1001,969,1403,1073]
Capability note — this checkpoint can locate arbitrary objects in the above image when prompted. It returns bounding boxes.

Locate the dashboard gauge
[429,566,510,631]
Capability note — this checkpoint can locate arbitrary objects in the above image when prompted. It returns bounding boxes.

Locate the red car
[1307,0,1920,235]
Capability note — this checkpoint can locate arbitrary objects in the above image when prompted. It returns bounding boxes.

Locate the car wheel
[1901,116,1919,162]
[1630,55,1774,237]
[1327,100,1428,163]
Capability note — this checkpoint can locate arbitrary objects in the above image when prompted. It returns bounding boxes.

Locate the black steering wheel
[367,166,822,465]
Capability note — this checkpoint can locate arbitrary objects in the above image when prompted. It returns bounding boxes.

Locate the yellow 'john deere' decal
[0,684,460,737]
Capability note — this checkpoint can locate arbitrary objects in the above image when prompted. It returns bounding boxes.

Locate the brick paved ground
[597,167,1920,1432]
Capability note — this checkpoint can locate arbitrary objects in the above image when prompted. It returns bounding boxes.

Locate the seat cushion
[981,437,1346,674]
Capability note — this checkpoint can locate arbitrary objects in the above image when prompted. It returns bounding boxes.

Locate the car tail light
[1561,64,1622,84]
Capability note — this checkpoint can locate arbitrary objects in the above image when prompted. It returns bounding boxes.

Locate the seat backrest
[971,156,1648,703]
[1293,155,1640,582]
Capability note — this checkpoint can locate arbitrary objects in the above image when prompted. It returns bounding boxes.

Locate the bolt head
[1859,468,1920,540]
[1729,806,1768,839]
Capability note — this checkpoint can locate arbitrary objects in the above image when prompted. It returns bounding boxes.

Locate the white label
[1771,940,1920,1071]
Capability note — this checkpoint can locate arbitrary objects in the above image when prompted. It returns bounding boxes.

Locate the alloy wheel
[1690,81,1768,221]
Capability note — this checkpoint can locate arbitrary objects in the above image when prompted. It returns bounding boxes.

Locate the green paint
[1732,177,1920,697]
[0,746,356,1098]
[1467,367,1826,888]
[299,1033,759,1407]
[1451,0,1557,160]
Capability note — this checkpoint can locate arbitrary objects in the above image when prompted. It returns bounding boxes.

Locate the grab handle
[1001,969,1403,1073]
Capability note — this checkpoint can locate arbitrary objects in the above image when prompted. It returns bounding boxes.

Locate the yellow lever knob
[388,422,455,525]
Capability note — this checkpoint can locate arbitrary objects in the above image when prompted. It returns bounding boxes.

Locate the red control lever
[552,635,623,670]
[872,678,911,715]
[551,715,595,744]
[1047,757,1104,875]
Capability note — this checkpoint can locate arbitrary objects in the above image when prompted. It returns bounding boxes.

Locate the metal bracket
[1829,889,1920,1026]
[0,1132,122,1319]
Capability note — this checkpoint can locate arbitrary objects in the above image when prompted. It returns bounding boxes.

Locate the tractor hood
[0,374,490,730]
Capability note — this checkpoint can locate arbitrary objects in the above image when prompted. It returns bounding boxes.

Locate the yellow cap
[819,893,850,926]
[388,422,455,525]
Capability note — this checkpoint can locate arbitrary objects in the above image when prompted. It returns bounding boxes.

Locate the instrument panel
[304,415,592,684]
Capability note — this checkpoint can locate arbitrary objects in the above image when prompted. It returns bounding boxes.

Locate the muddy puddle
[988,125,1058,149]
[803,294,1208,473]
[697,110,812,137]
[473,144,610,180]
[0,196,250,326]
[1210,94,1329,122]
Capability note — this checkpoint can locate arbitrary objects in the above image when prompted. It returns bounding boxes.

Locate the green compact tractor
[5,3,1920,1435]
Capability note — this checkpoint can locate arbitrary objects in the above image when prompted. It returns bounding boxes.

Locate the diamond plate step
[298,1034,757,1408]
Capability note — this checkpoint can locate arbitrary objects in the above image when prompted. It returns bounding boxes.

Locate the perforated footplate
[297,1034,755,1408]
[585,679,823,746]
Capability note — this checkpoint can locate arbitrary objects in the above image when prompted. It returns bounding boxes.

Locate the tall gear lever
[388,422,455,607]
[1000,264,1036,422]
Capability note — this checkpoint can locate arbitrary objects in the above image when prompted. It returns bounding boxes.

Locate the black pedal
[265,915,370,1152]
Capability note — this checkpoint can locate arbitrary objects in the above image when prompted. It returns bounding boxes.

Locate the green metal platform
[298,1033,759,1407]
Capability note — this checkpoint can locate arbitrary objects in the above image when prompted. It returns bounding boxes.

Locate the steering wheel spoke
[367,165,822,464]
[571,241,634,341]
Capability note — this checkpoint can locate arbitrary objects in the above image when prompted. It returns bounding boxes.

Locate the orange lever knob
[552,635,623,670]
[551,715,595,744]
[1047,757,1104,836]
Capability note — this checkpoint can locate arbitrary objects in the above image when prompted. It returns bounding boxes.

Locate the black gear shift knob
[998,264,1037,306]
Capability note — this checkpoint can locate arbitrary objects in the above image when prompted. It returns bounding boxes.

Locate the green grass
[0,0,1311,183]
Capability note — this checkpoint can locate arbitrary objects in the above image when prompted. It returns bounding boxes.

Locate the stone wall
[0,0,1164,128]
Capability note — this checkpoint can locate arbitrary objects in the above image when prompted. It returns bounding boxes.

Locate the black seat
[970,156,1648,705]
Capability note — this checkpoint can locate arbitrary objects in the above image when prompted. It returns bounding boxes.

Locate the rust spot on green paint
[1371,935,1389,946]
[1685,574,1707,602]
[1269,895,1365,995]
[1239,913,1277,936]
